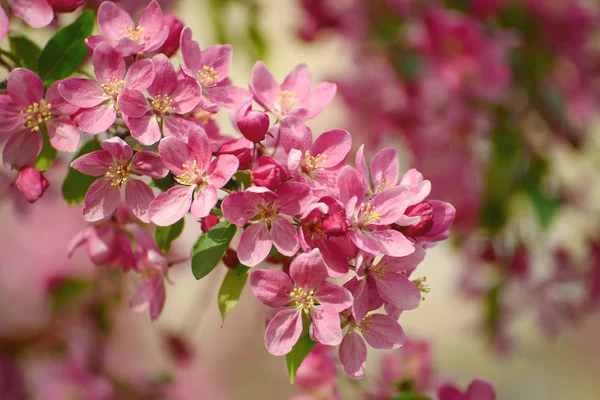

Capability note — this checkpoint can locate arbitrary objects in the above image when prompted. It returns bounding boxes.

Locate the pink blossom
[129,247,168,321]
[216,137,254,170]
[222,182,312,266]
[88,0,168,56]
[120,54,201,145]
[294,344,340,400]
[438,378,496,400]
[149,128,238,226]
[339,312,406,379]
[71,137,167,222]
[337,166,415,258]
[12,166,50,203]
[280,116,351,193]
[250,62,337,120]
[351,249,425,322]
[236,103,271,143]
[68,223,135,271]
[1,69,80,169]
[251,156,288,190]
[180,27,252,109]
[249,249,352,355]
[299,196,357,277]
[0,0,54,42]
[397,200,456,243]
[59,43,155,134]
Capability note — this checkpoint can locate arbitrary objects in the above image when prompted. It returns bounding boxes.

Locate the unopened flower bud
[218,138,253,170]
[13,166,49,203]
[222,249,239,269]
[156,14,184,58]
[237,110,270,142]
[402,201,434,237]
[252,156,287,190]
[201,215,220,232]
[48,0,84,13]
[321,213,348,236]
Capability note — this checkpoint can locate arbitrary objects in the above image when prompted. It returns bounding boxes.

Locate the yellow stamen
[412,276,430,301]
[174,160,203,186]
[256,203,278,229]
[276,89,298,113]
[197,65,219,87]
[302,151,326,174]
[106,164,130,187]
[100,77,125,97]
[290,286,315,314]
[121,25,145,43]
[20,100,52,132]
[151,94,174,113]
[358,203,380,225]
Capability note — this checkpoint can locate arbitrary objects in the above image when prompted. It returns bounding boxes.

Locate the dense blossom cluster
[0,0,464,389]
[297,0,600,349]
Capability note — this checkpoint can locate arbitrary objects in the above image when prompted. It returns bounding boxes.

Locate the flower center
[197,65,219,87]
[302,151,326,174]
[290,286,315,313]
[193,110,217,124]
[358,314,373,333]
[375,179,396,193]
[100,77,124,98]
[174,160,203,186]
[367,261,391,280]
[106,164,130,187]
[151,94,174,114]
[277,89,298,113]
[412,276,430,300]
[122,25,145,43]
[358,203,380,225]
[256,203,278,228]
[20,100,52,131]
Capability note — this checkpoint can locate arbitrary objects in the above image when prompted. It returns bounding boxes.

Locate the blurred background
[2,0,600,399]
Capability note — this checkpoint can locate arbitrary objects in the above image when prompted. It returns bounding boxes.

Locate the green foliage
[62,139,102,204]
[191,220,237,279]
[50,278,91,313]
[151,173,175,191]
[9,34,41,71]
[286,334,317,384]
[155,218,185,253]
[38,10,95,86]
[35,127,57,172]
[218,263,250,326]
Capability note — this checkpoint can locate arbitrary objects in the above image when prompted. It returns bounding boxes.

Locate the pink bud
[156,14,184,58]
[201,215,219,232]
[13,166,49,203]
[218,138,253,170]
[402,201,434,237]
[222,249,239,269]
[47,0,84,13]
[321,213,348,236]
[252,156,287,190]
[237,110,270,142]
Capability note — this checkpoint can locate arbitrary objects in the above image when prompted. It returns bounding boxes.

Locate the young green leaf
[155,218,185,253]
[191,220,237,280]
[62,139,102,204]
[218,263,250,326]
[34,127,57,172]
[151,173,174,191]
[9,34,41,71]
[38,10,95,86]
[286,333,317,384]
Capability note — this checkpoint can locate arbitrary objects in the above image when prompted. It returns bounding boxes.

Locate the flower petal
[125,179,155,223]
[206,154,239,188]
[70,150,113,176]
[78,104,117,134]
[249,269,293,308]
[250,61,279,111]
[310,307,342,346]
[157,136,190,175]
[465,379,496,400]
[98,1,134,41]
[82,178,120,222]
[170,77,201,114]
[339,331,367,379]
[131,150,168,178]
[302,82,336,120]
[338,166,365,205]
[370,229,415,257]
[274,181,312,216]
[11,0,53,29]
[190,185,218,219]
[265,309,303,356]
[2,130,42,169]
[271,219,300,257]
[237,222,272,267]
[148,184,194,226]
[281,63,311,101]
[100,136,132,163]
[361,314,405,349]
[310,129,351,168]
[149,54,178,97]
[58,78,106,108]
[375,271,421,311]
[221,192,257,226]
[92,42,126,83]
[124,113,161,145]
[315,281,353,312]
[124,59,155,91]
[118,88,150,118]
[280,115,312,154]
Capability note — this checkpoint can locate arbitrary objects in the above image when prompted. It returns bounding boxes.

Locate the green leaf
[286,334,317,384]
[191,220,237,280]
[62,139,102,204]
[9,34,41,71]
[38,10,95,86]
[155,218,185,253]
[527,188,559,229]
[151,173,174,191]
[35,127,57,172]
[218,263,249,326]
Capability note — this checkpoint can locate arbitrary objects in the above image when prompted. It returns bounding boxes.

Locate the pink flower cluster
[0,0,455,383]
